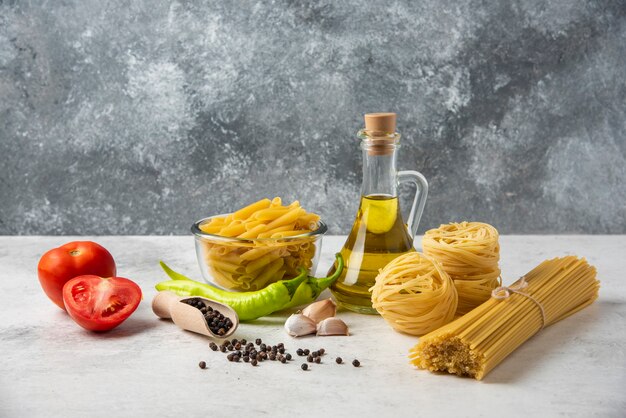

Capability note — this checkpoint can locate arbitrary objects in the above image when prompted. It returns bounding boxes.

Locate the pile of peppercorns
[199,338,361,371]
[183,298,233,336]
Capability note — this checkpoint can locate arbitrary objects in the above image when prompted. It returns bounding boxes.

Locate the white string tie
[491,277,546,329]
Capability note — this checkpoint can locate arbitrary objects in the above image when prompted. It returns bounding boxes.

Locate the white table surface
[1,235,625,418]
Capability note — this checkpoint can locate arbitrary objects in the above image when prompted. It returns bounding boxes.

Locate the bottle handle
[397,170,428,239]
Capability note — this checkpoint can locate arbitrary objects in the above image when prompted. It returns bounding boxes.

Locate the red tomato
[63,275,142,331]
[37,241,116,310]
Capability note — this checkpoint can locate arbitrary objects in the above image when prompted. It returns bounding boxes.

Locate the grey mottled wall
[1,0,625,235]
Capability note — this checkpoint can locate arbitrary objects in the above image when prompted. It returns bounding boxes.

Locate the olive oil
[329,113,428,314]
[329,194,414,314]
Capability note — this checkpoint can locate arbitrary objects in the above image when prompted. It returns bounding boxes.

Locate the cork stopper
[363,112,398,156]
[364,113,396,134]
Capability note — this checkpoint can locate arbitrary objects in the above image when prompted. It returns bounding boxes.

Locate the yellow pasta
[409,256,600,380]
[422,222,501,315]
[371,252,458,336]
[233,198,271,220]
[197,198,321,291]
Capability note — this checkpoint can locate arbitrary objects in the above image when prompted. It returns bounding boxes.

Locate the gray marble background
[1,0,625,235]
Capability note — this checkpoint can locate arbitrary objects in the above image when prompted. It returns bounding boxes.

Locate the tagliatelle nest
[370,252,458,336]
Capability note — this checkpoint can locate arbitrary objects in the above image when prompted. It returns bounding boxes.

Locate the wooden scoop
[152,291,239,339]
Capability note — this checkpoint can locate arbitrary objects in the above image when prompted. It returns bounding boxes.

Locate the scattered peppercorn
[209,342,218,351]
[280,357,287,364]
[319,348,325,355]
[227,353,234,362]
[301,364,308,371]
[307,355,314,362]
[336,357,343,364]
[199,361,206,369]
[303,349,310,355]
[296,348,304,356]
[315,357,321,364]
[352,359,360,367]
[233,355,240,362]
[243,356,250,363]
[285,353,292,361]
[255,338,262,345]
[251,359,258,366]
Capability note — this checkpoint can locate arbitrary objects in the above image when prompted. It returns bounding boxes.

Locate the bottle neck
[358,130,400,197]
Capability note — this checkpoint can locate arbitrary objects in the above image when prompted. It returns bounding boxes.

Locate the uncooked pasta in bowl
[191,198,326,291]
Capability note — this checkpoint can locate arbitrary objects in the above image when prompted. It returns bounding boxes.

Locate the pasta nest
[370,252,458,336]
[422,221,501,315]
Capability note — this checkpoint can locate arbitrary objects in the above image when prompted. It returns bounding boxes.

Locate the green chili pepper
[155,253,344,321]
[156,267,307,321]
[281,253,344,309]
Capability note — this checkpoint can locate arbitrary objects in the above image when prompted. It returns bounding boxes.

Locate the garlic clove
[284,313,317,337]
[316,317,349,336]
[302,298,337,324]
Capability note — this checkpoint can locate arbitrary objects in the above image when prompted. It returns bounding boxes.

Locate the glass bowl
[191,214,327,291]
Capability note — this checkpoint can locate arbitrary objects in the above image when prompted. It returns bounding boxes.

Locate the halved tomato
[63,275,142,332]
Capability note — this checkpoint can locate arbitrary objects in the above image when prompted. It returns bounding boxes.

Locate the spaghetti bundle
[370,252,458,336]
[422,222,501,315]
[197,198,321,291]
[409,256,600,380]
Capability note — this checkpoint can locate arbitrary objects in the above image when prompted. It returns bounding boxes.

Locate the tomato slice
[63,275,142,332]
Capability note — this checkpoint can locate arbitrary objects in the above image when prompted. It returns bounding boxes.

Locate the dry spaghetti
[409,256,600,380]
[370,252,458,336]
[422,222,501,315]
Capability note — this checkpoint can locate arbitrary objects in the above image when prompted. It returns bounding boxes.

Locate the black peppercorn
[209,342,218,351]
[280,357,287,364]
[251,359,258,366]
[352,359,360,367]
[199,361,206,369]
[296,349,304,356]
[303,349,310,355]
[336,357,342,364]
[227,353,234,362]
[318,348,325,355]
[255,338,262,345]
[307,355,313,362]
[243,356,250,363]
[301,363,308,371]
[315,357,321,364]
[285,353,292,361]
[233,355,240,362]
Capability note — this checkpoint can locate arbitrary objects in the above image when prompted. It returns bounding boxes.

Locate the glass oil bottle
[329,113,428,314]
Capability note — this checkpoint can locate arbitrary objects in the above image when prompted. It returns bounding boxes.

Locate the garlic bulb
[302,298,337,323]
[284,313,317,337]
[316,317,349,336]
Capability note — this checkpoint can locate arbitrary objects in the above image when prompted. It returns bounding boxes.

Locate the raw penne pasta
[245,251,283,273]
[239,246,277,261]
[257,225,297,238]
[196,198,322,291]
[271,230,307,238]
[218,222,246,237]
[256,258,285,285]
[253,207,291,221]
[264,207,305,230]
[232,198,271,220]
